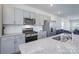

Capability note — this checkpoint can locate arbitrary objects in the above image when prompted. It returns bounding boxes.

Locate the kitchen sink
[52,36,61,41]
[52,34,72,42]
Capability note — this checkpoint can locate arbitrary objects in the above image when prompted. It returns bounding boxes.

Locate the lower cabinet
[0,34,25,54]
[14,35,25,53]
[1,36,15,54]
[38,31,47,39]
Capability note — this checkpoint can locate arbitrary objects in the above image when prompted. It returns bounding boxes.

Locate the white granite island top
[19,34,79,54]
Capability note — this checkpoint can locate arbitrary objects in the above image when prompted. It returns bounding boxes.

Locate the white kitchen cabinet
[15,8,23,24]
[0,34,25,54]
[30,12,36,19]
[1,36,15,54]
[42,31,47,38]
[38,31,47,39]
[35,14,40,25]
[35,14,51,26]
[23,11,36,19]
[3,6,24,25]
[3,6,15,24]
[23,10,30,18]
[43,16,47,20]
[39,15,44,25]
[43,16,51,21]
[35,14,39,25]
[14,35,25,52]
[35,14,44,25]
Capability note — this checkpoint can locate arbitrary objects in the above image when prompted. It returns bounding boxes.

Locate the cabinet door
[38,31,47,39]
[35,14,42,25]
[15,35,25,52]
[39,15,44,25]
[15,8,23,24]
[35,14,44,25]
[23,10,30,18]
[42,31,47,38]
[3,6,15,24]
[1,36,15,54]
[38,33,42,39]
[38,32,44,39]
[35,14,40,25]
[30,12,36,19]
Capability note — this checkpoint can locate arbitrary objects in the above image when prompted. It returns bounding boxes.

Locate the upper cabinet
[35,14,40,25]
[23,11,36,19]
[3,6,23,25]
[3,6,15,24]
[35,14,44,25]
[43,16,51,21]
[35,15,51,26]
[39,14,44,25]
[15,8,23,24]
[23,10,30,18]
[30,12,36,19]
[3,5,51,25]
[23,11,44,25]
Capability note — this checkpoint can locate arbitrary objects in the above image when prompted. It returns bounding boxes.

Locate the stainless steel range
[23,28,38,43]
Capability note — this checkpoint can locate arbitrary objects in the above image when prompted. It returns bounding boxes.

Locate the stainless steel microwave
[24,18,35,25]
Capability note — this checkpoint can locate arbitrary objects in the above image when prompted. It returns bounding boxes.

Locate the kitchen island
[19,33,79,54]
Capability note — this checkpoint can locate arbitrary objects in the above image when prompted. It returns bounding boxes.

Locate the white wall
[55,17,62,30]
[62,15,79,31]
[69,15,79,31]
[61,17,70,30]
[69,15,79,20]
[0,5,2,36]
[55,16,71,31]
[70,20,79,31]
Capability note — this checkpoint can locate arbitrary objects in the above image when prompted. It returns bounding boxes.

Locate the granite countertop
[0,33,25,37]
[19,33,79,54]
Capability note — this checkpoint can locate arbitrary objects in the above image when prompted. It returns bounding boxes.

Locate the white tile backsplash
[23,25,33,28]
[33,26,43,32]
[3,25,43,35]
[4,25,23,35]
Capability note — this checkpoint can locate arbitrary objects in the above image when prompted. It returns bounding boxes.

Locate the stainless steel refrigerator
[43,20,56,37]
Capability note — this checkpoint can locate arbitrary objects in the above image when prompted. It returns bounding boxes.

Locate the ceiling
[27,4,79,17]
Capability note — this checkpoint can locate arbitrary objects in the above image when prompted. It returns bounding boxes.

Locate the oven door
[25,35,37,43]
